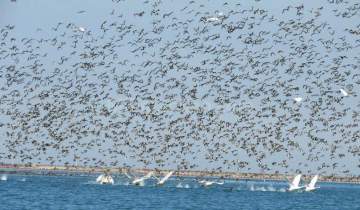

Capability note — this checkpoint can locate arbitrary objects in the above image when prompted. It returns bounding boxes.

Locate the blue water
[0,174,359,210]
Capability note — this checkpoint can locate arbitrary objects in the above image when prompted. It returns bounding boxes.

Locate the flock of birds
[94,171,319,192]
[0,171,319,193]
[95,171,226,186]
[1,0,360,177]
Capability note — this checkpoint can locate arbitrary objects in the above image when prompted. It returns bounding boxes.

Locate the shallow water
[0,174,359,210]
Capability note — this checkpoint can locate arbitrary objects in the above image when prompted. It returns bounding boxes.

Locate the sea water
[0,174,359,210]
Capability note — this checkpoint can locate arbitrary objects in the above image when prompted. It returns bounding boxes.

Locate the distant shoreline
[1,163,359,184]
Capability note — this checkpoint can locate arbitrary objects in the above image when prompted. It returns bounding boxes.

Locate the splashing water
[266,186,276,192]
[248,184,286,192]
[176,182,191,189]
[278,188,287,192]
[258,186,267,191]
[1,174,7,181]
[249,184,255,191]
[137,181,145,187]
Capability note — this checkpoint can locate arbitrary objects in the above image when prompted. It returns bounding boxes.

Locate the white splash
[267,186,277,191]
[1,174,7,181]
[279,188,287,192]
[176,182,190,188]
[248,184,286,192]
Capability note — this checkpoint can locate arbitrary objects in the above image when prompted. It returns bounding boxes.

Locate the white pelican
[125,171,154,186]
[78,27,86,32]
[206,17,220,22]
[305,175,320,192]
[340,88,348,96]
[199,180,224,187]
[96,174,114,185]
[293,97,302,102]
[287,174,304,192]
[155,171,174,185]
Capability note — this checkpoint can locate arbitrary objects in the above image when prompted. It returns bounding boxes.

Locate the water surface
[0,174,359,209]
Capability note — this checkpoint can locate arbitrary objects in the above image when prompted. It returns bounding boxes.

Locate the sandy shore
[1,163,359,184]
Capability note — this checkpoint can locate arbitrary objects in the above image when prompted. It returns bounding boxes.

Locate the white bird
[293,97,303,102]
[199,180,224,187]
[155,171,174,185]
[305,175,320,192]
[340,88,348,96]
[206,17,220,22]
[96,174,114,185]
[125,171,154,186]
[96,174,104,182]
[287,174,304,192]
[78,27,86,32]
